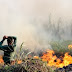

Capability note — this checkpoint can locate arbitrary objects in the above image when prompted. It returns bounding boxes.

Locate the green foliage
[14,42,32,61]
[49,40,72,54]
[20,42,24,52]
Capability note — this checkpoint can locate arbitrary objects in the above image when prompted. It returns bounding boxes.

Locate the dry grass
[0,58,56,72]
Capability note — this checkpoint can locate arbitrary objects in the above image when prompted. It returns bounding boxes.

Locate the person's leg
[5,60,10,64]
[3,56,10,64]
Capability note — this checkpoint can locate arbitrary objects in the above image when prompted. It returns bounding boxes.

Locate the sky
[0,0,72,48]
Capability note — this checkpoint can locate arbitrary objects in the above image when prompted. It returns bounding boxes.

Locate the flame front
[41,50,72,68]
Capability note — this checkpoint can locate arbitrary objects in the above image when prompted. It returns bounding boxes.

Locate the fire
[11,60,22,65]
[33,56,39,59]
[17,60,22,64]
[0,56,4,64]
[68,44,72,49]
[41,50,72,68]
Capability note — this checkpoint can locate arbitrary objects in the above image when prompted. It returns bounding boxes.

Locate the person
[0,36,17,64]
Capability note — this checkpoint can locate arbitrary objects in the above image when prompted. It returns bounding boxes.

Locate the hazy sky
[0,0,72,47]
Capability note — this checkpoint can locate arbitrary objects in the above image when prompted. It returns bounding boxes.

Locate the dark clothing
[0,36,17,64]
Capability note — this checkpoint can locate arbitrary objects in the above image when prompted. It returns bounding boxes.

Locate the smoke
[1,0,72,55]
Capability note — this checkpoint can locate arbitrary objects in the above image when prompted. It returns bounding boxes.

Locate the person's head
[7,37,13,45]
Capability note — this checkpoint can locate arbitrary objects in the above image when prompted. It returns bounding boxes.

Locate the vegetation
[0,40,72,72]
[50,40,72,55]
[0,58,56,72]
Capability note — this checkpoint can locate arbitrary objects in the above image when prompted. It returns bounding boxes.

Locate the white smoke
[0,0,72,54]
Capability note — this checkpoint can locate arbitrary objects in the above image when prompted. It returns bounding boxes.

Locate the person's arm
[0,36,7,50]
[12,36,17,46]
[0,39,5,45]
[0,36,7,45]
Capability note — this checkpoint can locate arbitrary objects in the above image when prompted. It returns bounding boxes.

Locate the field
[0,40,72,72]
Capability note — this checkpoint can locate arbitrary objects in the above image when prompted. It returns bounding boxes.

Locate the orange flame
[0,56,4,64]
[41,50,72,68]
[33,56,39,59]
[68,44,72,49]
[11,59,22,65]
[17,60,22,64]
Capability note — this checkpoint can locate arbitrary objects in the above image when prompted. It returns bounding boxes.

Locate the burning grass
[41,40,72,68]
[0,42,56,72]
[41,50,72,68]
[0,40,72,72]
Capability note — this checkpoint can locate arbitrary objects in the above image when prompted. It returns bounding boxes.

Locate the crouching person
[0,36,17,64]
